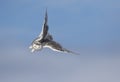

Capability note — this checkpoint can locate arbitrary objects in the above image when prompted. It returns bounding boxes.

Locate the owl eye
[34,41,41,45]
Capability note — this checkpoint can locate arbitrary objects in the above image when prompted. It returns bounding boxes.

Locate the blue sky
[0,0,120,82]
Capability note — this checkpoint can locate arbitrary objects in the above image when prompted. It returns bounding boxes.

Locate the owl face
[29,40,43,52]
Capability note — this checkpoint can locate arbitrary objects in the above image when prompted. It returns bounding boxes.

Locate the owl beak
[31,49,35,52]
[29,45,35,52]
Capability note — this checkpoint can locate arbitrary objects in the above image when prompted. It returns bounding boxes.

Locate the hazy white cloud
[0,46,120,82]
